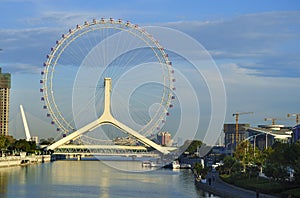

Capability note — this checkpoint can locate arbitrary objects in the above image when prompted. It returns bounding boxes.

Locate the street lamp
[254,135,257,157]
[253,133,264,157]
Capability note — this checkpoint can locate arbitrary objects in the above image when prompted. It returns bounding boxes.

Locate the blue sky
[1,0,300,142]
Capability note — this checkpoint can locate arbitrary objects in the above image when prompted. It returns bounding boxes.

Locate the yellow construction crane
[264,118,277,125]
[232,112,253,146]
[287,113,300,125]
[264,117,293,125]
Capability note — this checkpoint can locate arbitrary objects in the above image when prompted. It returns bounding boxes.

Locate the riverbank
[194,171,278,198]
[220,174,300,197]
[0,155,53,168]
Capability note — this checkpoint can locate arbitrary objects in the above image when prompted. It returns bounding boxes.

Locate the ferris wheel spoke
[41,18,174,144]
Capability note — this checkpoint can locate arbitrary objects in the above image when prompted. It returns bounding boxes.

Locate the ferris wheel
[40,18,175,143]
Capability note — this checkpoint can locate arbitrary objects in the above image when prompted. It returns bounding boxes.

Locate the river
[0,159,219,198]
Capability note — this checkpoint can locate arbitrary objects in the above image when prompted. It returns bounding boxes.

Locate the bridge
[52,145,161,160]
[45,78,177,156]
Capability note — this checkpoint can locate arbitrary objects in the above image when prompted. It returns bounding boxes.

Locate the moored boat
[172,160,180,169]
[180,163,191,169]
[142,160,151,167]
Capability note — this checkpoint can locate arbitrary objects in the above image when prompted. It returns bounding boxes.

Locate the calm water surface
[0,160,219,198]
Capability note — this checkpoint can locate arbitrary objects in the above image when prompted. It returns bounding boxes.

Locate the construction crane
[264,118,277,125]
[264,117,293,125]
[232,112,253,146]
[287,113,300,125]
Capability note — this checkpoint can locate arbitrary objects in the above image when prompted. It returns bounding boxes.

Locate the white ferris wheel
[40,18,175,147]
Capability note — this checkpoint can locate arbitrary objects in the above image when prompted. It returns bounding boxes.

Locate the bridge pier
[77,155,81,161]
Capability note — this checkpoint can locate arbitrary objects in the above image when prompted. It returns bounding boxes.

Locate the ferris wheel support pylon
[46,78,175,155]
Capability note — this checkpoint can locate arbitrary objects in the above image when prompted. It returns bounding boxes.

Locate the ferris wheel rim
[41,18,175,137]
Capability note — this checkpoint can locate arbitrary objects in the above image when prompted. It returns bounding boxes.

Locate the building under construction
[0,68,11,136]
[224,123,250,151]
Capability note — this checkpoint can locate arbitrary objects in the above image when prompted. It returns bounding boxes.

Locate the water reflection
[0,167,9,195]
[0,160,218,198]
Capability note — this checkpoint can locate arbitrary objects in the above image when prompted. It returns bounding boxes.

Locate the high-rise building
[0,68,11,136]
[157,132,172,146]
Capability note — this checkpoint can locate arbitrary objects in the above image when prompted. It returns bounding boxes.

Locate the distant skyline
[0,0,300,142]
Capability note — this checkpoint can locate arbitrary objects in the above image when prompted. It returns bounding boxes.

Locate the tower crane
[264,118,277,125]
[232,112,253,146]
[264,117,293,125]
[287,113,300,125]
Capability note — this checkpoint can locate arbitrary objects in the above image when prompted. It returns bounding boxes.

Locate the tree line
[218,140,300,184]
[0,135,37,154]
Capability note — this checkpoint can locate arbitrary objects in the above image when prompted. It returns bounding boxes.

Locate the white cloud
[219,63,262,82]
[219,62,300,126]
[2,10,299,77]
[2,9,300,139]
[164,11,300,78]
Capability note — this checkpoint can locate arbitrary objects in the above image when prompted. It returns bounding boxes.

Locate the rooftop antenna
[20,105,31,141]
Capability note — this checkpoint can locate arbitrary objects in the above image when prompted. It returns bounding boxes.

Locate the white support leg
[47,78,173,155]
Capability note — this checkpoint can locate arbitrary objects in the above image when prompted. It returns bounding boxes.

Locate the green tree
[182,140,203,154]
[0,135,10,150]
[293,157,300,184]
[264,142,290,181]
[234,140,254,172]
[231,140,267,176]
[264,163,289,181]
[221,155,237,175]
[232,161,243,173]
[268,142,289,165]
[13,139,36,152]
[194,162,209,179]
[288,141,300,183]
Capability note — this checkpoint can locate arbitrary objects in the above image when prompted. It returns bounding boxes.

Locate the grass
[281,188,300,197]
[220,174,294,196]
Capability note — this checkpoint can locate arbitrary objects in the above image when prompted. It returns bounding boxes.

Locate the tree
[234,140,254,172]
[12,139,36,152]
[268,142,289,165]
[220,155,237,175]
[264,142,290,181]
[293,157,300,184]
[264,162,289,181]
[288,141,300,183]
[194,162,209,179]
[0,135,10,150]
[40,137,55,145]
[181,140,203,154]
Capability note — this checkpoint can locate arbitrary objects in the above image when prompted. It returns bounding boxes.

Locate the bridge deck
[53,145,160,158]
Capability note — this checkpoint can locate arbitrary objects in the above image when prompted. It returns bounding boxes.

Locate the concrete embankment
[0,155,53,168]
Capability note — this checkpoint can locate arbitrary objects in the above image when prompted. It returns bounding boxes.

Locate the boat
[180,163,192,169]
[150,160,165,168]
[142,161,151,167]
[172,160,180,169]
